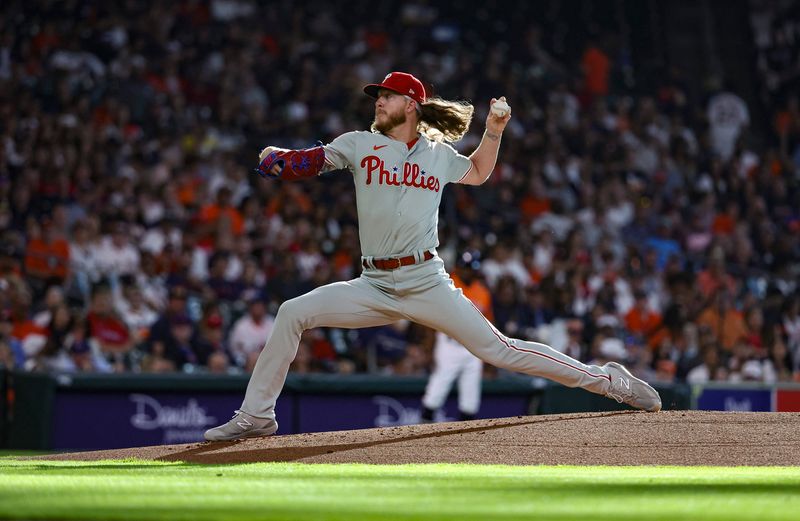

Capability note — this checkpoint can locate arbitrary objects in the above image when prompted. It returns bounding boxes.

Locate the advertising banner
[50,391,529,450]
[51,392,294,450]
[694,387,772,412]
[294,394,530,433]
[775,389,800,412]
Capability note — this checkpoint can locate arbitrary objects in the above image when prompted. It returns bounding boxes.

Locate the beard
[372,109,407,134]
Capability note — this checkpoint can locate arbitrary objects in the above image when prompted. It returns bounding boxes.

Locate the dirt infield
[39,411,800,466]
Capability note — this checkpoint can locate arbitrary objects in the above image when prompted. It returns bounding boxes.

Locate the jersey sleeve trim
[456,161,474,183]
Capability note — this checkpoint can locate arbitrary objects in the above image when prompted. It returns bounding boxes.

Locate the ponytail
[417,97,474,143]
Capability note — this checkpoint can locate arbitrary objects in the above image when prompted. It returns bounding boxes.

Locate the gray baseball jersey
[323,131,471,257]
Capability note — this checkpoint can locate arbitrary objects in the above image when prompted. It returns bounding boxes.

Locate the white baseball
[491,99,510,118]
[259,146,288,162]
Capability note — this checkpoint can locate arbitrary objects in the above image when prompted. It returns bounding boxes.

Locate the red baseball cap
[364,72,426,104]
[206,313,223,329]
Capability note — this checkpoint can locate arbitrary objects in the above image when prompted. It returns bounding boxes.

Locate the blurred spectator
[581,35,611,101]
[95,222,140,282]
[239,256,267,304]
[67,218,100,305]
[24,217,69,296]
[146,285,189,357]
[228,296,275,367]
[136,252,168,311]
[763,330,794,382]
[590,337,627,366]
[243,351,260,374]
[696,289,748,352]
[115,278,158,347]
[86,284,133,372]
[290,339,315,374]
[482,244,531,290]
[560,317,587,361]
[782,296,800,356]
[624,289,662,343]
[195,308,234,369]
[32,285,65,328]
[141,351,176,374]
[727,339,763,383]
[206,351,232,374]
[392,343,429,376]
[696,250,737,300]
[365,321,411,373]
[643,218,682,273]
[0,308,24,368]
[491,275,525,337]
[163,313,200,371]
[34,303,73,371]
[686,344,727,384]
[451,250,494,320]
[206,251,245,304]
[742,305,766,354]
[11,301,49,365]
[302,328,340,372]
[140,216,182,256]
[65,315,113,373]
[197,186,244,249]
[707,89,750,161]
[627,340,656,382]
[518,286,554,339]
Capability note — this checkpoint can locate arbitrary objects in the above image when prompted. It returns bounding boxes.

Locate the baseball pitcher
[205,72,661,441]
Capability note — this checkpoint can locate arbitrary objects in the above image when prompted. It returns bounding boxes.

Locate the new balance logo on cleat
[236,417,253,429]
[604,362,662,412]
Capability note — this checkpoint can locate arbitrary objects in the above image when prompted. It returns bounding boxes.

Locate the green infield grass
[1,460,799,521]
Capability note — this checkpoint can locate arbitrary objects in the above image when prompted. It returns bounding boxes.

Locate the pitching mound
[38,410,800,466]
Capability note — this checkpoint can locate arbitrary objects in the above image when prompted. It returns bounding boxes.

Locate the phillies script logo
[360,155,440,192]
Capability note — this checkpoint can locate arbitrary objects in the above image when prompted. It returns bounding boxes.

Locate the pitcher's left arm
[460,97,511,186]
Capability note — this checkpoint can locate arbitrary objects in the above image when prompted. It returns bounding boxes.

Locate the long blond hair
[417,97,474,143]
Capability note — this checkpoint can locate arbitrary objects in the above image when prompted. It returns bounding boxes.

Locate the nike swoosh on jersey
[373,145,388,150]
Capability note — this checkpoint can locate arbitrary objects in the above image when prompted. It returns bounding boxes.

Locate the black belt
[363,251,434,270]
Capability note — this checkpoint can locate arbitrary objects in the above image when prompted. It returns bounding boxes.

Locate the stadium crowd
[0,0,799,385]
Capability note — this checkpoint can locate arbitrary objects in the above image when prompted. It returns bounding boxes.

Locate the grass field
[1,459,799,521]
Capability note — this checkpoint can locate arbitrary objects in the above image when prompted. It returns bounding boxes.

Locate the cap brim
[364,83,405,98]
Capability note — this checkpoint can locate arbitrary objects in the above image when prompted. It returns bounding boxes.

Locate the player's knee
[466,341,508,369]
[276,297,305,325]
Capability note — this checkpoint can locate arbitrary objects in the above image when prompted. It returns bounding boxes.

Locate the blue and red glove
[255,144,326,181]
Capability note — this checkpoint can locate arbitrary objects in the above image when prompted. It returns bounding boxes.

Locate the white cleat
[204,410,278,441]
[604,362,662,412]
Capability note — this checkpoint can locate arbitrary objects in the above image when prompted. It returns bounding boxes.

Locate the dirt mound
[37,410,800,466]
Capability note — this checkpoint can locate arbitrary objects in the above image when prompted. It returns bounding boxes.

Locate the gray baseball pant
[241,256,612,419]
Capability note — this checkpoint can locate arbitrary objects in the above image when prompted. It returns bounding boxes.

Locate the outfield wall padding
[1,371,762,451]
